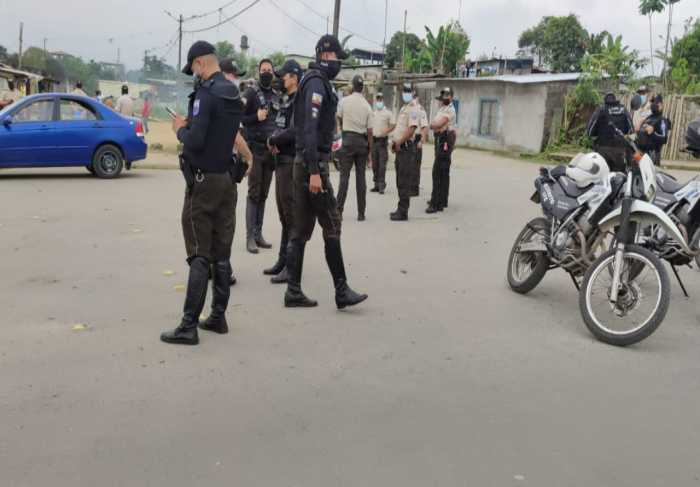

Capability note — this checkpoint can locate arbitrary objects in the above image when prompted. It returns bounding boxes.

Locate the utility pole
[382,0,388,58]
[401,10,407,73]
[43,37,48,58]
[332,0,341,38]
[18,22,24,68]
[177,14,184,74]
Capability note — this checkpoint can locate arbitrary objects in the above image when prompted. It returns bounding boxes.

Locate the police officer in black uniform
[586,92,634,171]
[160,41,243,346]
[221,58,255,287]
[241,59,281,254]
[637,94,671,166]
[285,35,368,309]
[264,59,304,284]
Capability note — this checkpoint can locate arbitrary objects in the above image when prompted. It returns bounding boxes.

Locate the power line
[182,0,262,34]
[186,0,242,21]
[267,0,322,38]
[289,0,383,47]
[290,0,327,20]
[229,19,278,53]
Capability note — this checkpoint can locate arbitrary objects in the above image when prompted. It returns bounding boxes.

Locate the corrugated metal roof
[0,64,43,79]
[486,73,581,84]
[446,73,582,84]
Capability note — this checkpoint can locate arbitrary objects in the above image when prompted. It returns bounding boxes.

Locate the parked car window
[60,99,98,121]
[13,99,54,123]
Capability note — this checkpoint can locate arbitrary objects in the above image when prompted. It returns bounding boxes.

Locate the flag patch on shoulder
[311,92,323,106]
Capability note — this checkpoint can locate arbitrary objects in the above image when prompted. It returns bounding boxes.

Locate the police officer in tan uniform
[427,87,457,213]
[336,75,374,221]
[370,93,395,194]
[390,83,421,221]
[413,93,429,198]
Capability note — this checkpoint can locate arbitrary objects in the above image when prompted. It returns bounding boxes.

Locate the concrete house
[401,73,581,154]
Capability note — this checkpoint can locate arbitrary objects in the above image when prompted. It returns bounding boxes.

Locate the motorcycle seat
[556,175,593,198]
[656,172,687,194]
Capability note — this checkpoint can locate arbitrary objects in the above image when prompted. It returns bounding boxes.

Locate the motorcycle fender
[518,241,547,253]
[598,200,692,253]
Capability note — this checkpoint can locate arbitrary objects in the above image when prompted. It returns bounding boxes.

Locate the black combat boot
[324,237,368,309]
[264,228,287,276]
[284,240,318,308]
[199,261,231,334]
[246,200,259,254]
[255,200,273,249]
[161,256,209,345]
[390,198,409,221]
[270,266,289,284]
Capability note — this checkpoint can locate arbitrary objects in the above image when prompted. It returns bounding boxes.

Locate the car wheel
[92,144,124,179]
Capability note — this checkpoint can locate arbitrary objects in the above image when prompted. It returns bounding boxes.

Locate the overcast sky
[0,0,697,72]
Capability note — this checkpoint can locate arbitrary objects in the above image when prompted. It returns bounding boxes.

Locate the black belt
[342,131,367,137]
[399,140,416,150]
[373,136,388,142]
[276,154,295,164]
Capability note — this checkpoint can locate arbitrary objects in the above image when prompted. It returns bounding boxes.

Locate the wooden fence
[661,95,700,161]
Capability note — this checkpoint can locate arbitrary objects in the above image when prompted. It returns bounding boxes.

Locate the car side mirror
[2,116,12,126]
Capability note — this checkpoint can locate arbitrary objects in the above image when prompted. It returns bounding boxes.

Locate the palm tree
[662,0,682,83]
[639,0,665,76]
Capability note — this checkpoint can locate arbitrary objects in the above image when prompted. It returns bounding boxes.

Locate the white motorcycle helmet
[566,153,610,188]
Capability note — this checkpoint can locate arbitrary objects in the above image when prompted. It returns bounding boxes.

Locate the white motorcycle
[579,128,692,346]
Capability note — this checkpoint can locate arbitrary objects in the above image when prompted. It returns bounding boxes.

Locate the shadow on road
[0,170,155,181]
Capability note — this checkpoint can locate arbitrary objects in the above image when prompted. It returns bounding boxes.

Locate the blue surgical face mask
[402,93,413,104]
[375,102,384,110]
[640,95,647,105]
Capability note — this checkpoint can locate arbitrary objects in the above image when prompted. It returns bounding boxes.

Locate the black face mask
[193,75,202,91]
[651,104,662,115]
[442,98,451,106]
[260,71,274,89]
[318,60,341,80]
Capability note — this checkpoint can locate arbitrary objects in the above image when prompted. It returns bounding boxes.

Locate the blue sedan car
[0,93,148,178]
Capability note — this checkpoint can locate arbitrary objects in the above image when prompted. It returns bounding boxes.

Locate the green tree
[215,41,236,59]
[384,31,422,69]
[518,15,588,72]
[424,21,470,75]
[21,47,48,72]
[0,45,9,64]
[542,15,588,72]
[266,51,286,68]
[45,57,66,81]
[405,45,432,73]
[585,31,610,56]
[669,20,700,93]
[143,55,176,80]
[639,0,666,75]
[518,18,549,66]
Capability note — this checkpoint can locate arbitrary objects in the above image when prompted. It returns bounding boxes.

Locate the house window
[478,99,498,137]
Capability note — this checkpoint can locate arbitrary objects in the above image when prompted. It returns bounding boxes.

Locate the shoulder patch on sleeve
[193,99,201,116]
[311,92,323,106]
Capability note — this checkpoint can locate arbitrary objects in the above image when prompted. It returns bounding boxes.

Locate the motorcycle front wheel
[507,217,550,294]
[579,244,670,346]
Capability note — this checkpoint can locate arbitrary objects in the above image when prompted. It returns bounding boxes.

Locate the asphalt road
[2,152,700,486]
